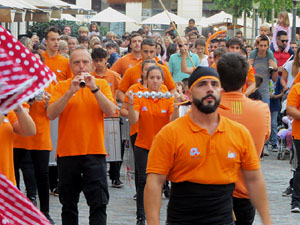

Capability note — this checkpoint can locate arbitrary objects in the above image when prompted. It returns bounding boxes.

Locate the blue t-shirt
[270,76,283,112]
[168,52,200,82]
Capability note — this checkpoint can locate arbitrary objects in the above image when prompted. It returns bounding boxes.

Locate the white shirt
[199,55,209,67]
[284,60,299,88]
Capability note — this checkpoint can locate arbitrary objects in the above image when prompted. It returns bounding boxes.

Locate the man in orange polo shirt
[117,39,176,102]
[287,83,300,212]
[144,67,272,225]
[42,26,73,82]
[47,46,117,225]
[110,33,143,76]
[217,53,271,225]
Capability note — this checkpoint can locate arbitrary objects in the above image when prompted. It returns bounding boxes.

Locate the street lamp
[253,2,260,37]
[292,0,300,42]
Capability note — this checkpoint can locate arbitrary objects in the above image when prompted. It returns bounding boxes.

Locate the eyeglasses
[178,43,189,47]
[280,39,288,43]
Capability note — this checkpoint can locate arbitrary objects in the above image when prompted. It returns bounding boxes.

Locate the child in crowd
[249,74,263,100]
[89,23,100,38]
[269,76,284,151]
[58,40,69,58]
[273,11,291,53]
[194,39,208,67]
[249,24,276,64]
[105,41,120,68]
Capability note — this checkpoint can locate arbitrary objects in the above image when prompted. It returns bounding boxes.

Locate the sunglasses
[178,43,189,47]
[280,40,288,43]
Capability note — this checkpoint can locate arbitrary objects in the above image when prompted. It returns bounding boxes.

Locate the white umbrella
[142,10,188,25]
[205,11,233,26]
[196,17,209,27]
[90,7,137,23]
[1,0,37,10]
[52,14,80,22]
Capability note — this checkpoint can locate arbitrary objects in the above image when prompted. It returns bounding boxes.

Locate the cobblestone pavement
[27,150,300,225]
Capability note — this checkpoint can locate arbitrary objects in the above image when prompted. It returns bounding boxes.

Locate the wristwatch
[91,86,100,93]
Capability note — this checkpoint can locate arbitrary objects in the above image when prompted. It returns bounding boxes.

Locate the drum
[105,117,122,162]
[49,118,59,166]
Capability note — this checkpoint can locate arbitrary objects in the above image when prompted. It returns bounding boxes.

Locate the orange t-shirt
[293,72,300,85]
[124,83,169,136]
[118,62,176,93]
[242,66,255,93]
[49,78,114,157]
[219,92,270,198]
[91,69,121,99]
[133,93,174,150]
[14,100,52,151]
[110,52,141,76]
[147,113,260,184]
[287,83,300,140]
[42,52,73,82]
[0,112,17,185]
[124,83,147,136]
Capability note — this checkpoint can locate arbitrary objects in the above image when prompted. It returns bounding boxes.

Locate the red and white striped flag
[0,173,51,225]
[0,26,56,113]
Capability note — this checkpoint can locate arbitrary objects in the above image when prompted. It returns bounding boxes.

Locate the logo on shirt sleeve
[142,106,148,111]
[108,83,112,86]
[227,150,236,159]
[3,118,9,123]
[57,69,61,73]
[161,109,167,113]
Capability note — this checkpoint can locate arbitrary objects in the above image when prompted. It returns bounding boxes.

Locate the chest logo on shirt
[190,148,200,157]
[57,69,61,73]
[108,83,112,86]
[142,106,148,111]
[3,118,9,123]
[228,151,236,159]
[161,109,167,113]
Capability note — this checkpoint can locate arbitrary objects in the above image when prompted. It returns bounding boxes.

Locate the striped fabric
[0,173,50,225]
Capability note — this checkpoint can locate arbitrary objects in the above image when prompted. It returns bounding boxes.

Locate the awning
[141,10,188,25]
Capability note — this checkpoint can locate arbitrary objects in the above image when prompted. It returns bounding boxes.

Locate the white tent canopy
[204,11,244,27]
[52,13,80,22]
[90,7,137,23]
[288,13,300,27]
[142,10,188,25]
[1,0,37,10]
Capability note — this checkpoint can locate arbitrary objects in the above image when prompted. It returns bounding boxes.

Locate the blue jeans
[262,98,270,106]
[270,111,279,146]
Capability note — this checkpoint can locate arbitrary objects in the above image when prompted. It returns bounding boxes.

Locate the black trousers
[133,146,149,219]
[130,133,138,191]
[233,197,255,225]
[109,139,125,181]
[49,166,58,192]
[292,139,300,207]
[57,154,109,225]
[14,150,37,198]
[14,148,50,213]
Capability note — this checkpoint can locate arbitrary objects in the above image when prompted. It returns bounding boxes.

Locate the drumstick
[157,0,196,69]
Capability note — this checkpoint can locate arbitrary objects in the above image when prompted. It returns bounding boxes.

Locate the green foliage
[28,20,108,39]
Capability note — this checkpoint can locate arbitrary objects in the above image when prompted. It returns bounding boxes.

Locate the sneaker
[282,186,293,196]
[136,218,145,225]
[263,147,270,156]
[43,212,55,225]
[112,179,124,188]
[272,145,278,152]
[50,188,59,197]
[291,206,300,213]
[133,194,137,200]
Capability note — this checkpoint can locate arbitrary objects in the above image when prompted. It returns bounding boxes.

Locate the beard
[193,94,221,114]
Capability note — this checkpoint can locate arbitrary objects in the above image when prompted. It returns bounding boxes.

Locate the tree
[28,20,108,39]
